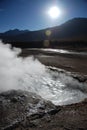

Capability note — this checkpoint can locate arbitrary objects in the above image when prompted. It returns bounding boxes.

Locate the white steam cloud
[0,41,45,92]
[0,40,87,105]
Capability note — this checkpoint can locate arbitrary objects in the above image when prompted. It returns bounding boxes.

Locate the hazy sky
[0,0,87,32]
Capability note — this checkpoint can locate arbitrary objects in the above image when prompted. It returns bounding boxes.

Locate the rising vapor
[0,40,87,105]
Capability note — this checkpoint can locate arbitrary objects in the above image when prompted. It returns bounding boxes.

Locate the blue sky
[0,0,87,32]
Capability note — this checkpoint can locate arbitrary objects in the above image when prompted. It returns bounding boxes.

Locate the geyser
[0,40,87,105]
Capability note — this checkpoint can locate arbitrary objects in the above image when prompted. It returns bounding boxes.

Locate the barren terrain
[0,48,87,130]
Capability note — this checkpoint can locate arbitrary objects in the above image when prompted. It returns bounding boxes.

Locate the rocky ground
[0,90,57,130]
[0,49,87,130]
[0,90,87,130]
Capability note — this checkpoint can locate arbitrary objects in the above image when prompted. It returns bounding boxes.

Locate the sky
[0,0,87,32]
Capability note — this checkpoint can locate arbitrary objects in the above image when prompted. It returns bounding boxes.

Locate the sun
[48,6,61,19]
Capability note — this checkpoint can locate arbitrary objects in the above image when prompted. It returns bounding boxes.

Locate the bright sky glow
[0,0,87,32]
[48,6,61,19]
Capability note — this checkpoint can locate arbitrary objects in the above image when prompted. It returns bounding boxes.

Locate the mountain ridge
[0,18,87,44]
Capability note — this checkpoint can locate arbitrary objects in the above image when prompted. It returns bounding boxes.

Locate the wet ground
[21,48,87,75]
[0,48,87,130]
[0,90,87,130]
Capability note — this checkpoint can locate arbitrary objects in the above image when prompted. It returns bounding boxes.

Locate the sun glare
[48,6,61,19]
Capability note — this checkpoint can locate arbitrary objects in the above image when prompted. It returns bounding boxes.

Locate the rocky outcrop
[0,90,87,130]
[0,90,58,130]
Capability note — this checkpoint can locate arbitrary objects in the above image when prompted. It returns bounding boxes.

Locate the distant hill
[0,29,29,37]
[52,18,87,40]
[0,18,87,48]
[2,29,29,36]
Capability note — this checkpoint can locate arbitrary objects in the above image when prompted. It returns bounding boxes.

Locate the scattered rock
[0,90,56,130]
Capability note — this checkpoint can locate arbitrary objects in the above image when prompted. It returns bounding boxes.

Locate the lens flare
[45,30,51,36]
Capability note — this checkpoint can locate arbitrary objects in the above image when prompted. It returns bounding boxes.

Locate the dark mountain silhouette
[0,18,87,41]
[49,18,87,40]
[1,29,29,36]
[0,18,87,48]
